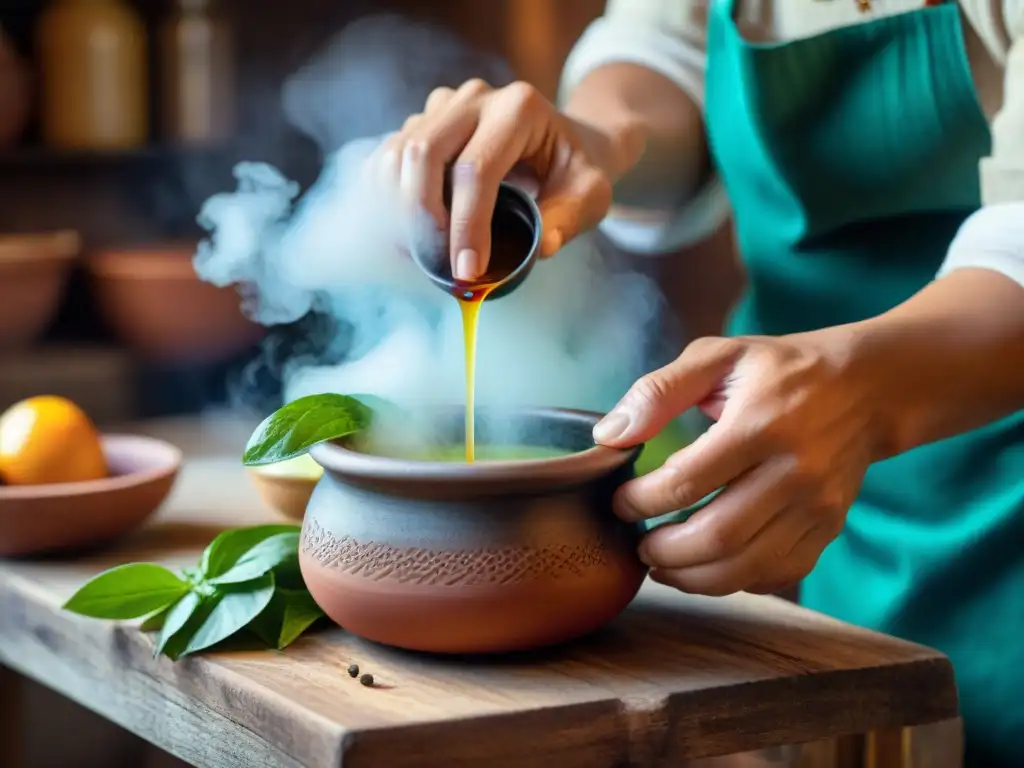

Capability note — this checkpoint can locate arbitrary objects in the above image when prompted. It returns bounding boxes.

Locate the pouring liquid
[458,292,490,463]
[448,217,535,462]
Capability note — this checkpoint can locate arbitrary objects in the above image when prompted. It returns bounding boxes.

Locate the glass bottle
[0,24,31,148]
[160,0,235,145]
[36,0,148,149]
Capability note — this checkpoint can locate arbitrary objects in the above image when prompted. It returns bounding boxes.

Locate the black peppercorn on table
[0,417,962,768]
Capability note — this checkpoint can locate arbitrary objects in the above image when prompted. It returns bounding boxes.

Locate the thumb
[594,338,743,447]
[536,163,613,257]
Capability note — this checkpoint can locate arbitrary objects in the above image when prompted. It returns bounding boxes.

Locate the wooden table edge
[0,566,961,767]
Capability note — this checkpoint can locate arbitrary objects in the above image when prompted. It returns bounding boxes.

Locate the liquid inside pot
[351,442,574,463]
[343,408,598,465]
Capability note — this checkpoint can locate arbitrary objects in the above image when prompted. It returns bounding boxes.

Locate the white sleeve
[939,0,1024,288]
[558,0,730,254]
[939,202,1024,288]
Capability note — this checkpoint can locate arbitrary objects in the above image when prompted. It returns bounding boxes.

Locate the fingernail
[455,249,481,281]
[593,410,630,443]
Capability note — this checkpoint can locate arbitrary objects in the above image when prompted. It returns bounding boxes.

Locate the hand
[594,331,881,596]
[369,78,626,281]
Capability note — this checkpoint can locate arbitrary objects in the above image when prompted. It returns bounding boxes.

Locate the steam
[193,15,668,447]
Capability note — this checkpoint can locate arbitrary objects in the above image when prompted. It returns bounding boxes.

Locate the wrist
[797,322,913,463]
[565,111,646,183]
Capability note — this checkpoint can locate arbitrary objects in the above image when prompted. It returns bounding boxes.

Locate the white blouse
[559,0,1024,289]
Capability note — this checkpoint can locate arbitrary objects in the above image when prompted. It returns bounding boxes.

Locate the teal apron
[704,1,1024,763]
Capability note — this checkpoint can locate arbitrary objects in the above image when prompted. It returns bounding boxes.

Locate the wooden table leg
[860,720,964,768]
[0,665,25,768]
[686,718,964,768]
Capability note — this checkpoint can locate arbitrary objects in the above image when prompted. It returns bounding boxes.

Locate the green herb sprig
[63,393,391,660]
[63,524,324,659]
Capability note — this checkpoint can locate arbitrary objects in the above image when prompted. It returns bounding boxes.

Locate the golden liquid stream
[458,287,496,463]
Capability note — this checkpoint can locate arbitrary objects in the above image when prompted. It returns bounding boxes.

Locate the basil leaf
[272,554,304,590]
[161,594,222,661]
[210,532,299,585]
[242,393,373,466]
[201,524,300,579]
[278,590,325,649]
[181,574,276,657]
[140,605,170,632]
[63,564,189,619]
[250,588,324,650]
[153,591,202,658]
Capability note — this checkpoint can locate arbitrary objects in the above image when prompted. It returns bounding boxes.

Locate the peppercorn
[359,673,374,687]
[347,664,359,678]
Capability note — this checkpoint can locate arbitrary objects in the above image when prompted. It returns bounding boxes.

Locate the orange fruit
[0,396,108,486]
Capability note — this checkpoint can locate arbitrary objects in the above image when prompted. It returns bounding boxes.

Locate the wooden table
[0,416,962,768]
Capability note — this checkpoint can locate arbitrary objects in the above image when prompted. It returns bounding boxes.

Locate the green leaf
[201,524,300,579]
[62,564,190,619]
[161,594,222,661]
[181,574,276,657]
[242,393,373,466]
[153,591,202,658]
[210,532,299,586]
[140,605,170,632]
[277,590,325,648]
[250,588,325,650]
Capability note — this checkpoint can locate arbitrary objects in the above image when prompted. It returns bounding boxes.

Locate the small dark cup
[411,181,541,301]
[299,407,647,655]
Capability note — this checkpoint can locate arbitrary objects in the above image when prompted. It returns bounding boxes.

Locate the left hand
[594,331,882,596]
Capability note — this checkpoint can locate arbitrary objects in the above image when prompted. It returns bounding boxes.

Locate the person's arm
[838,3,1024,456]
[558,0,730,254]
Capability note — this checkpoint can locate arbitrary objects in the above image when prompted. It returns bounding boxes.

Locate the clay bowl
[87,244,266,365]
[248,454,322,521]
[0,231,80,352]
[0,434,181,557]
[299,407,648,655]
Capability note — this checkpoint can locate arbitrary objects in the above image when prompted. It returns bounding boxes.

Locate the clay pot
[300,407,647,655]
[87,244,266,364]
[0,26,31,148]
[0,232,80,352]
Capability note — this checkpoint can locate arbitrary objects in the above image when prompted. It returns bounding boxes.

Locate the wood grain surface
[0,416,959,768]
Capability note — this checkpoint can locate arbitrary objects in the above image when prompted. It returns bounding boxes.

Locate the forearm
[563,62,711,211]
[833,269,1024,459]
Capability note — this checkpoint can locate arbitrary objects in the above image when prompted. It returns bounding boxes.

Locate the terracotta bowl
[299,407,647,655]
[0,231,79,352]
[248,455,322,521]
[87,244,266,365]
[0,434,181,557]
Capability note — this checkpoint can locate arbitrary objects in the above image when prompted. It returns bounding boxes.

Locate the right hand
[370,78,623,281]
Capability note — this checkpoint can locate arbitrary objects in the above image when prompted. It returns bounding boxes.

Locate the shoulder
[602,0,710,30]
[959,0,1023,61]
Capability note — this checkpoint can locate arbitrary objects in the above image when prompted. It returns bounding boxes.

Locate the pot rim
[308,406,642,493]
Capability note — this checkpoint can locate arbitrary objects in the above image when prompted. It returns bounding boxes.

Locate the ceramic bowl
[87,244,266,365]
[0,434,181,557]
[299,407,647,655]
[0,231,79,352]
[248,454,322,521]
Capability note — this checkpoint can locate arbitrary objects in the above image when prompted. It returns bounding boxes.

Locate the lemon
[0,396,108,486]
